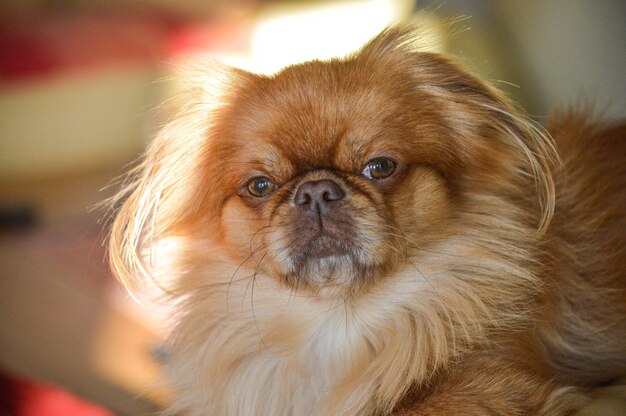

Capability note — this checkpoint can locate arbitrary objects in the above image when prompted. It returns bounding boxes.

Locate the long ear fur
[361,26,558,232]
[107,59,237,294]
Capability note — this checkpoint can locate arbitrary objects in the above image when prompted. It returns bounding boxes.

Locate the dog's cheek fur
[218,196,268,267]
[388,166,454,247]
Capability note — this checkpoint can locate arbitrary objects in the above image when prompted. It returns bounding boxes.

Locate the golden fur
[108,27,626,415]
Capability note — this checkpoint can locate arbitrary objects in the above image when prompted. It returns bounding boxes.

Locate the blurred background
[0,0,624,414]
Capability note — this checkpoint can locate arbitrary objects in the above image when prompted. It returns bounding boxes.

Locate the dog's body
[109,28,626,415]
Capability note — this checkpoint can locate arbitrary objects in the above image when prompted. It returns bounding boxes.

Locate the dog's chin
[278,234,379,295]
[299,235,352,260]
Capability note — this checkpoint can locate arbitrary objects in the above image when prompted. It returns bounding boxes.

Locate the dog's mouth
[293,233,354,262]
[280,221,373,290]
[287,202,359,266]
[308,235,345,256]
[264,175,392,291]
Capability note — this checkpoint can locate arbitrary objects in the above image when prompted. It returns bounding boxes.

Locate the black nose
[294,179,345,214]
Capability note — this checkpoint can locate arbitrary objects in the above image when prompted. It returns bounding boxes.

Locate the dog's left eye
[362,157,396,180]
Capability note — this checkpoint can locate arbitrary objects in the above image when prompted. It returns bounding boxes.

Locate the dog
[108,27,626,415]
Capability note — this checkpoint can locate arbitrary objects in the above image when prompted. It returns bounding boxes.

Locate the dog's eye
[246,177,276,197]
[362,157,396,180]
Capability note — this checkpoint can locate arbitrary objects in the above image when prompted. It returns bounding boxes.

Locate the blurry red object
[0,12,174,83]
[165,22,250,59]
[0,372,115,416]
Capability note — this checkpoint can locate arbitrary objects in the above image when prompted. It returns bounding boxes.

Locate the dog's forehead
[231,60,407,169]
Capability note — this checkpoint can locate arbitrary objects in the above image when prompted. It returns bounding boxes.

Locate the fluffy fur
[108,27,626,415]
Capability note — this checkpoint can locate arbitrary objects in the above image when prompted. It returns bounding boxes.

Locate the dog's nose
[294,179,345,214]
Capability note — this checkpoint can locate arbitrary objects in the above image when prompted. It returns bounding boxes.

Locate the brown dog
[109,27,626,415]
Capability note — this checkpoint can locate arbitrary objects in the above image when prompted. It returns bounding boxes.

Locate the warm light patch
[249,0,409,73]
[167,1,445,89]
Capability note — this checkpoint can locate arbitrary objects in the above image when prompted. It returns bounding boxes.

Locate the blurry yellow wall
[0,68,157,180]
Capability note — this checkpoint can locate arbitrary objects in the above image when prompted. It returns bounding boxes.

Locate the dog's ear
[359,26,557,232]
[424,63,558,232]
[107,59,245,294]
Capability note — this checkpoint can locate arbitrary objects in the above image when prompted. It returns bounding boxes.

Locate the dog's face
[110,28,554,302]
[209,57,457,295]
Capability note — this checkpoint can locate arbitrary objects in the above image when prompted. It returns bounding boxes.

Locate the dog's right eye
[246,177,276,198]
